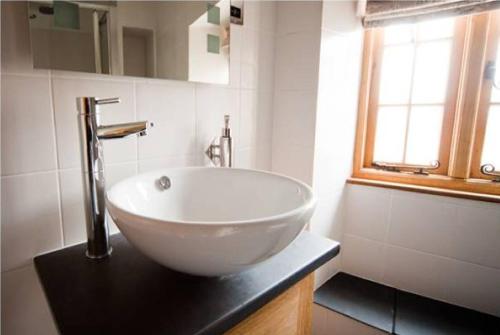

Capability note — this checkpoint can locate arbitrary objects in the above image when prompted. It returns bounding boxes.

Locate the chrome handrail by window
[372,160,440,175]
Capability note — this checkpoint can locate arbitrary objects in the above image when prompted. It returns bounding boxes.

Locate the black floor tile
[314,272,395,333]
[395,290,500,335]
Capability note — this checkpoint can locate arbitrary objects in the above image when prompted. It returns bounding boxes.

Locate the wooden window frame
[470,10,500,180]
[351,12,500,202]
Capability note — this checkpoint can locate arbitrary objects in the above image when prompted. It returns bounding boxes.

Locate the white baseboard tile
[312,304,389,335]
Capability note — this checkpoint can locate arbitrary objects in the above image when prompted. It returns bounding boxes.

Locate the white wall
[268,1,362,292]
[342,185,500,317]
[269,0,500,320]
[0,2,276,334]
[309,1,363,288]
[271,1,322,185]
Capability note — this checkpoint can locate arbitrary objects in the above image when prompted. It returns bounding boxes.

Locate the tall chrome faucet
[77,97,153,259]
[205,115,233,167]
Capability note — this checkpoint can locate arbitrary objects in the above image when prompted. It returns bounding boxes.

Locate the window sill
[347,177,500,203]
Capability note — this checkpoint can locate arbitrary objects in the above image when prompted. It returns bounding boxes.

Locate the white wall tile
[229,24,242,89]
[239,89,274,150]
[250,32,276,92]
[239,89,259,148]
[388,191,458,258]
[241,28,260,66]
[272,90,317,149]
[240,28,275,91]
[255,90,274,146]
[138,155,198,173]
[1,74,57,175]
[320,0,361,33]
[310,190,345,239]
[1,3,279,334]
[276,1,322,36]
[105,163,138,235]
[52,77,137,169]
[342,234,386,282]
[59,163,137,246]
[233,147,255,169]
[451,202,500,269]
[105,162,138,188]
[312,304,328,335]
[58,168,86,246]
[447,260,500,317]
[324,310,388,335]
[255,147,272,171]
[383,245,452,302]
[136,81,196,160]
[344,185,391,242]
[314,257,341,290]
[271,144,314,185]
[1,172,62,271]
[344,185,500,316]
[274,32,321,91]
[259,33,277,93]
[243,1,277,34]
[1,265,58,335]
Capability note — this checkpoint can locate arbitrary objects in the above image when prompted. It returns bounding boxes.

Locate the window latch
[480,164,500,182]
[484,61,500,89]
[372,161,440,175]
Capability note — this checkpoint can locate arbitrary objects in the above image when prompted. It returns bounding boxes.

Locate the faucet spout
[77,96,153,260]
[97,121,153,139]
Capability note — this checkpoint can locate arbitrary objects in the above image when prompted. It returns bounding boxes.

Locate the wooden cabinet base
[225,274,314,335]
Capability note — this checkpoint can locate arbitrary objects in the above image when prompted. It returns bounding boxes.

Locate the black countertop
[35,231,339,335]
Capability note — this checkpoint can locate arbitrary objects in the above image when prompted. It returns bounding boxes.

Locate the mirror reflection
[28,1,230,84]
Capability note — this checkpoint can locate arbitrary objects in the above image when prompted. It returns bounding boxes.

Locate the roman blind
[359,0,500,27]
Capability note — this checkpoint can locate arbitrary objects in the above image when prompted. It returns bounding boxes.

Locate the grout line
[392,286,398,334]
[1,154,201,179]
[48,70,66,246]
[343,233,500,273]
[381,191,395,282]
[193,84,200,166]
[133,80,139,173]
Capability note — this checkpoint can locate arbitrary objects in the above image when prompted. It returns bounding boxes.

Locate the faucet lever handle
[96,97,120,105]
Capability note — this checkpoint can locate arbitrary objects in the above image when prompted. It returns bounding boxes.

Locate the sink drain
[158,176,171,190]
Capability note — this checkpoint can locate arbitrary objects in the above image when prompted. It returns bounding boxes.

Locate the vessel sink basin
[106,167,316,276]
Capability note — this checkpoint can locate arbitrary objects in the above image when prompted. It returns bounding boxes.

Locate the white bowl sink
[106,167,316,276]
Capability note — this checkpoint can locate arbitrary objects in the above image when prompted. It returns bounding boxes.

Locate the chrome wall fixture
[77,96,153,259]
[205,115,233,167]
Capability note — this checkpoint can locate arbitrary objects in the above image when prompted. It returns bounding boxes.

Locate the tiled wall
[313,304,386,335]
[271,1,322,185]
[0,2,276,334]
[309,0,363,288]
[342,184,500,317]
[272,0,500,320]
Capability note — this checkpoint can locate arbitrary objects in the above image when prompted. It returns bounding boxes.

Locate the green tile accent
[207,34,220,54]
[54,1,80,30]
[207,4,220,25]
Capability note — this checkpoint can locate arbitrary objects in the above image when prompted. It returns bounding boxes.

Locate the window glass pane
[490,40,500,102]
[379,45,414,104]
[373,106,408,163]
[384,24,414,45]
[417,17,455,41]
[405,106,444,165]
[481,105,500,168]
[412,40,452,103]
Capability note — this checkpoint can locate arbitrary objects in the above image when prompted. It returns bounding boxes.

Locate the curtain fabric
[361,0,500,27]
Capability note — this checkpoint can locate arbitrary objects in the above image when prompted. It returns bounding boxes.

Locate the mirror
[28,1,231,84]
